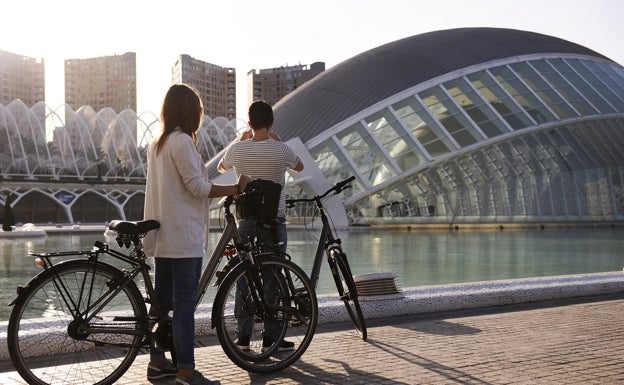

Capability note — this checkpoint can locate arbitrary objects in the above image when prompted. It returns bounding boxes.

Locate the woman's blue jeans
[150,257,202,369]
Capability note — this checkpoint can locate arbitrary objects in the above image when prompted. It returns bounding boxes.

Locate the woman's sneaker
[175,370,221,385]
[147,359,177,380]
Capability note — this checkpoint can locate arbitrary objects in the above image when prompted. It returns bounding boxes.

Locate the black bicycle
[7,194,317,385]
[286,176,367,340]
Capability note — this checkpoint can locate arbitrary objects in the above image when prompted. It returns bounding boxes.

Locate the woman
[143,83,249,385]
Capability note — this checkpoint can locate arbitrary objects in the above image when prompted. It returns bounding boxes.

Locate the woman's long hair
[155,83,203,154]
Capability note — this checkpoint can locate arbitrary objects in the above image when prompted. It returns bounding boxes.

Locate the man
[217,100,303,351]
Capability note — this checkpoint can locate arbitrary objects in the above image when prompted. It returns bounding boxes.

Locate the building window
[489,65,557,124]
[392,96,454,158]
[563,59,623,113]
[364,109,427,172]
[443,77,510,138]
[336,123,397,186]
[310,139,360,197]
[418,86,483,147]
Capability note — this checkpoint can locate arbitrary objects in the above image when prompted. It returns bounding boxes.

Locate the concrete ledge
[2,271,623,361]
[344,271,624,319]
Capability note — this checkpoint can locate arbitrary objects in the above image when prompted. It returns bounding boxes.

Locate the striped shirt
[220,139,301,218]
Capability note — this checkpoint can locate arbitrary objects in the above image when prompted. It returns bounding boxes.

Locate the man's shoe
[262,336,294,351]
[175,370,221,385]
[235,335,250,351]
[147,359,177,380]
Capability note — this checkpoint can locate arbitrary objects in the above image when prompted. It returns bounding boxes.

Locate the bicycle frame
[289,176,355,290]
[205,196,300,326]
[196,196,242,307]
[286,176,367,340]
[196,194,265,308]
[14,239,163,340]
[309,206,337,289]
[13,195,249,338]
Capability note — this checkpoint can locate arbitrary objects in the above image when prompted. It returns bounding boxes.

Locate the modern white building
[212,28,624,227]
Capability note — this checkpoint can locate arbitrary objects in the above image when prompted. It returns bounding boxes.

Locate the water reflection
[1,227,623,321]
[285,227,624,291]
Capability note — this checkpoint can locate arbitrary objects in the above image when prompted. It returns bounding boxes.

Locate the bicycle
[7,193,318,385]
[286,175,367,341]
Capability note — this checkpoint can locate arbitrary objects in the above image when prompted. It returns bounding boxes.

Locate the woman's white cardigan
[143,130,213,259]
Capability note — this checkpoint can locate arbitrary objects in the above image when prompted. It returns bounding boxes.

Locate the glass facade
[302,57,624,224]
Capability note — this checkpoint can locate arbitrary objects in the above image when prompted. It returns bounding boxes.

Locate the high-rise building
[64,52,137,113]
[0,50,45,107]
[172,54,236,120]
[247,62,325,106]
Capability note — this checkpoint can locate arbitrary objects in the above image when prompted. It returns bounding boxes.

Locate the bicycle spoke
[213,258,318,373]
[8,261,147,385]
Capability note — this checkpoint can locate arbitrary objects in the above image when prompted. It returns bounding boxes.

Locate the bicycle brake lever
[334,176,356,193]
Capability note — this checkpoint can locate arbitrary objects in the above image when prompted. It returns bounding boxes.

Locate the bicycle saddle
[108,219,160,236]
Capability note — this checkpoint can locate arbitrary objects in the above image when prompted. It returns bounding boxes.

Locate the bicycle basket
[236,179,282,220]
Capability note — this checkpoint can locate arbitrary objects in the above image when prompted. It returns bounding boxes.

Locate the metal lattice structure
[214,28,624,225]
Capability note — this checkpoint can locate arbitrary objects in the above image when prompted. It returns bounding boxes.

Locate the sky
[3,0,624,123]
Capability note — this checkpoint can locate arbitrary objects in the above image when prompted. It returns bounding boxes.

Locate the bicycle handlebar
[286,176,355,207]
[219,187,258,210]
[333,176,355,195]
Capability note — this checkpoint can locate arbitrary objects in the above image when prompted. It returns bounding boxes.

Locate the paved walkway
[1,294,623,384]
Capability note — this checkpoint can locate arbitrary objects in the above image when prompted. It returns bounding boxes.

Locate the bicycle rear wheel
[328,248,368,340]
[7,260,147,385]
[212,257,318,373]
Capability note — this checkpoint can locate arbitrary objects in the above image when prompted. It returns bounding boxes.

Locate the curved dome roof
[273,27,609,143]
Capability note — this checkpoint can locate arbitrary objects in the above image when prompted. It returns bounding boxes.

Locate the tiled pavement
[1,294,623,384]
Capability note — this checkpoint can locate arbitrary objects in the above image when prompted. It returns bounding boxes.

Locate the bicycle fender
[214,254,242,287]
[210,259,252,329]
[8,259,122,306]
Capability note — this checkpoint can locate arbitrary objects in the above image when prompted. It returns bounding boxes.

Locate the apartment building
[247,62,325,106]
[64,52,137,113]
[0,50,45,107]
[172,54,236,120]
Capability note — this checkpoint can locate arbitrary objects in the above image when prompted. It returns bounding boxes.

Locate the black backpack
[236,179,282,220]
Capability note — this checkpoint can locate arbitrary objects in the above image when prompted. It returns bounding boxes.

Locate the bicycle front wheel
[329,248,368,340]
[7,260,147,385]
[213,257,318,373]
